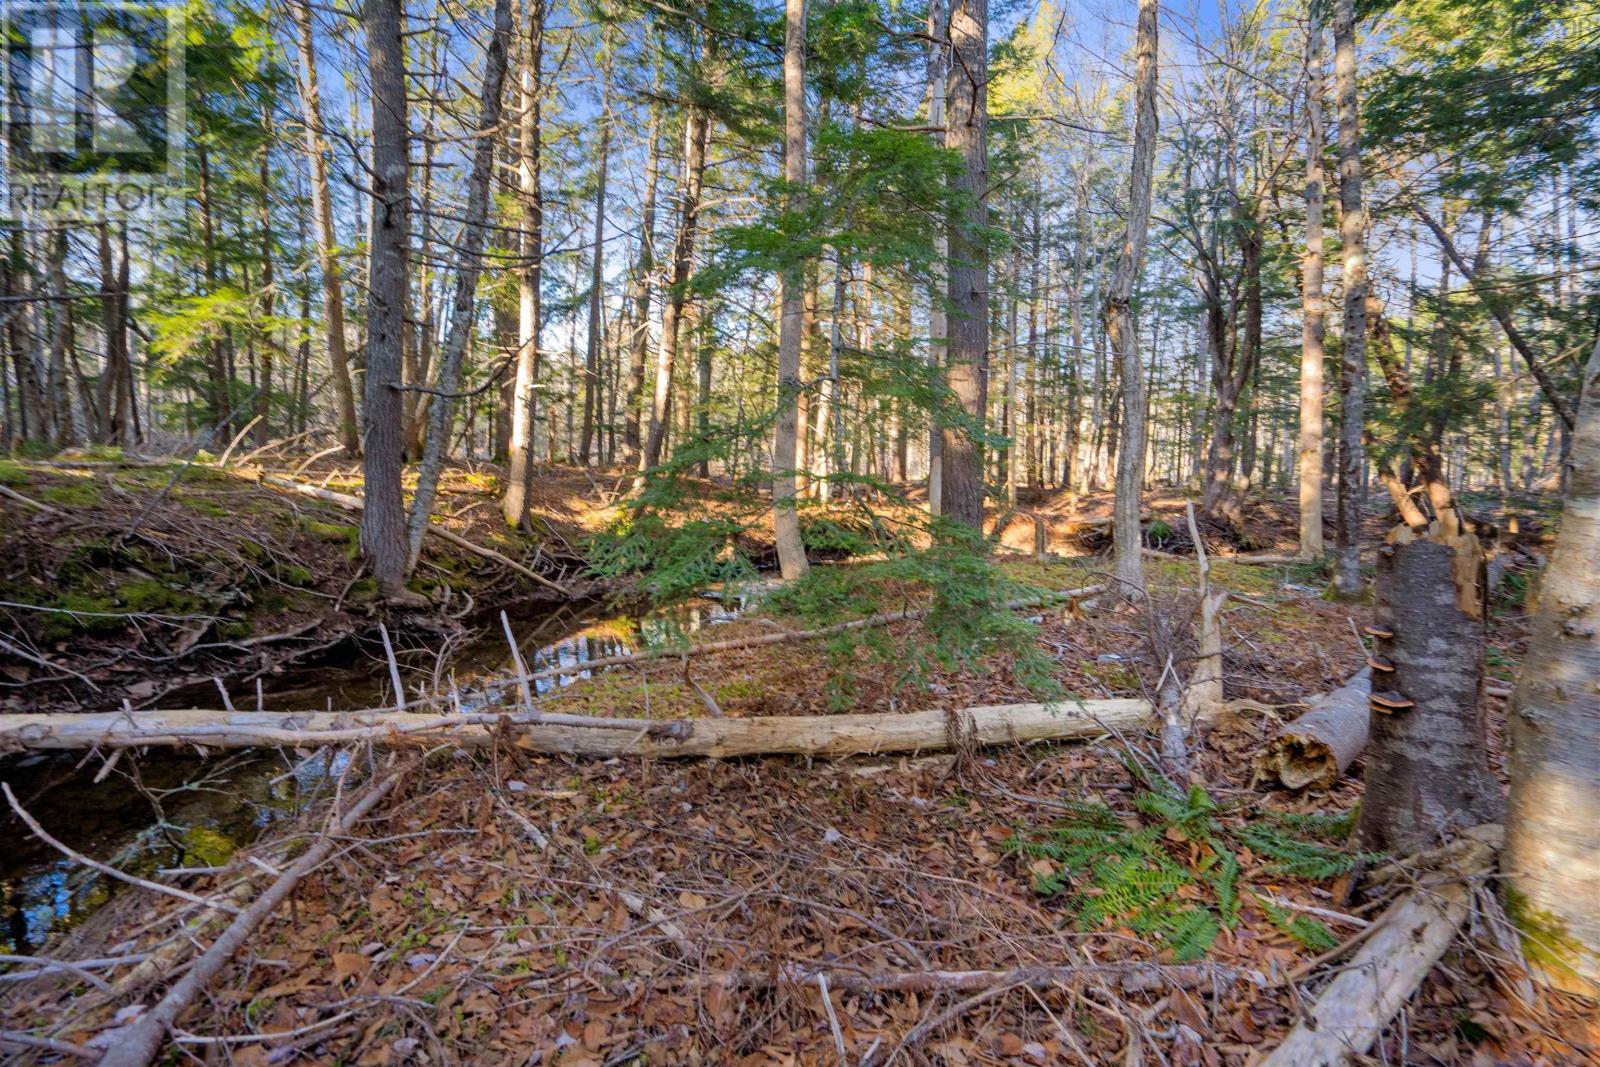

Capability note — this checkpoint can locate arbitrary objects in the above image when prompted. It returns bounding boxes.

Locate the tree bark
[503,0,545,524]
[1103,0,1160,593]
[404,0,513,569]
[358,0,414,601]
[1299,16,1327,559]
[771,0,811,579]
[290,0,360,457]
[939,0,988,531]
[639,70,710,476]
[578,49,611,465]
[1331,0,1367,600]
[622,54,663,464]
[0,698,1159,759]
[1504,331,1600,995]
[925,0,949,516]
[1359,538,1502,854]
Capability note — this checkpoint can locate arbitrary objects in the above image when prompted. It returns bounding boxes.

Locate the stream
[0,588,764,954]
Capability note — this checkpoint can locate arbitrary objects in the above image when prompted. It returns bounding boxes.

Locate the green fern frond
[1258,896,1339,952]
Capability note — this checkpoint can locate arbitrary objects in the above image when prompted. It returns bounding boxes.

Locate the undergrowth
[1005,774,1378,961]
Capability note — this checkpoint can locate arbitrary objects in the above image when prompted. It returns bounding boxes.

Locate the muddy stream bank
[0,588,764,954]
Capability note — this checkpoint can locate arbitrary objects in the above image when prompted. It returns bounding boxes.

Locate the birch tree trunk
[1504,332,1600,996]
[359,0,414,600]
[1298,15,1326,559]
[1104,0,1160,594]
[925,0,949,516]
[939,0,988,531]
[771,0,811,579]
[1331,0,1367,600]
[503,0,545,524]
[405,0,513,569]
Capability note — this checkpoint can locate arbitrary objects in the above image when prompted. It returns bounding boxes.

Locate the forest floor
[2,456,1594,1065]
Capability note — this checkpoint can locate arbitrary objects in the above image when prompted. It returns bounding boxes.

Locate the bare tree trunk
[925,0,949,515]
[1104,0,1160,593]
[771,0,810,579]
[1359,537,1502,854]
[939,0,988,531]
[622,54,663,464]
[639,72,710,475]
[1331,0,1367,599]
[1504,332,1600,995]
[359,0,415,601]
[1298,15,1327,559]
[405,0,513,569]
[503,0,545,523]
[290,0,360,457]
[253,142,276,446]
[578,47,611,465]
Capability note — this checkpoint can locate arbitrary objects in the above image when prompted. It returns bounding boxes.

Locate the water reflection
[0,584,766,954]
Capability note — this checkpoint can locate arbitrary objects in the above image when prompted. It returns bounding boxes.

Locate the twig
[215,414,264,467]
[817,972,847,1061]
[0,482,63,516]
[1,782,240,915]
[378,623,406,713]
[0,1030,98,1059]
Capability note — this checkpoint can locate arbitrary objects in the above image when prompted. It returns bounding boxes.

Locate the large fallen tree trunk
[1260,827,1497,1067]
[1251,669,1372,790]
[0,698,1157,759]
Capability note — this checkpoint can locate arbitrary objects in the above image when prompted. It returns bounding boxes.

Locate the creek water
[0,588,762,954]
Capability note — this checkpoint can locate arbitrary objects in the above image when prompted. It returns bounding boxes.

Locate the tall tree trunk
[1299,15,1327,559]
[1104,0,1160,593]
[503,0,545,524]
[771,0,810,579]
[1504,332,1600,996]
[1331,0,1368,600]
[578,47,611,465]
[925,0,949,516]
[639,70,710,476]
[939,0,989,531]
[290,0,360,457]
[253,141,276,446]
[359,0,414,601]
[405,0,512,568]
[623,52,663,464]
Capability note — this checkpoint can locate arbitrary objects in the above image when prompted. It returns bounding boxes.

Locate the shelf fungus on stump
[1363,623,1394,640]
[1365,654,1396,673]
[1370,690,1415,714]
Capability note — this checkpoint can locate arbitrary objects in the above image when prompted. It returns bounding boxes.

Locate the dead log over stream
[0,699,1157,759]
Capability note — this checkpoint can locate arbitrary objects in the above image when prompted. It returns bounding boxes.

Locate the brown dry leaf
[581,1018,607,1050]
[332,951,369,981]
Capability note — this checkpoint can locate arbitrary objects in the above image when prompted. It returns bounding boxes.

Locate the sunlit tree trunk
[939,0,988,531]
[639,64,710,476]
[359,0,414,600]
[1505,332,1600,996]
[503,0,545,524]
[578,45,611,466]
[406,0,512,568]
[623,62,663,464]
[1298,14,1326,559]
[771,0,810,578]
[1104,0,1160,593]
[1331,0,1367,599]
[290,0,360,457]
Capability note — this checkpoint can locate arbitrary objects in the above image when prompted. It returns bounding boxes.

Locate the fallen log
[95,767,406,1067]
[1250,669,1373,790]
[1260,827,1496,1067]
[258,473,572,596]
[0,698,1157,759]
